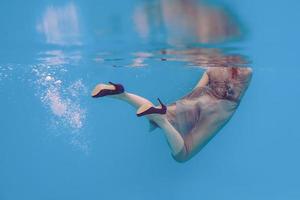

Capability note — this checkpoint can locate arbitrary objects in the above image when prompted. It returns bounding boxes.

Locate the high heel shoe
[91,82,124,98]
[137,98,167,117]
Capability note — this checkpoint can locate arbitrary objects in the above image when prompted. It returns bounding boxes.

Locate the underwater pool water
[1,0,300,199]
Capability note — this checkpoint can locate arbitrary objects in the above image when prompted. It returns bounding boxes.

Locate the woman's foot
[91,82,124,98]
[136,98,167,117]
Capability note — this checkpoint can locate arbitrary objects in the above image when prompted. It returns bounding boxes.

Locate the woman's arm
[194,71,209,89]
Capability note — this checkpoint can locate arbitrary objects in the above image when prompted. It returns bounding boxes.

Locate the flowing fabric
[164,67,252,161]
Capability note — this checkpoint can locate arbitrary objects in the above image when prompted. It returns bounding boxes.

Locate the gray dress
[152,67,252,162]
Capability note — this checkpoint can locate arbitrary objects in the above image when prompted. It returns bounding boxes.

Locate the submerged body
[92,67,252,162]
[164,67,252,161]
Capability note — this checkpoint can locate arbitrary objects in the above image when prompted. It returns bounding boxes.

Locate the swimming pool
[1,0,300,199]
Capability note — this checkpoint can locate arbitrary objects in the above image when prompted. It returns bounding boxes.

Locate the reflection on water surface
[1,0,251,152]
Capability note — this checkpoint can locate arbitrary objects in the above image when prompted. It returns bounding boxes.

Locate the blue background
[1,0,300,199]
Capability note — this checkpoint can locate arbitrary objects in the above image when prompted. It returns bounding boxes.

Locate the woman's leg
[105,91,185,156]
[109,92,153,109]
[92,83,187,159]
[146,114,185,156]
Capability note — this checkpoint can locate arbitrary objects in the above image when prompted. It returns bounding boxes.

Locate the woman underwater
[91,66,252,162]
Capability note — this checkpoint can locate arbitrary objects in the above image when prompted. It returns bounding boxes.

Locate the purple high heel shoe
[137,98,167,117]
[91,82,124,98]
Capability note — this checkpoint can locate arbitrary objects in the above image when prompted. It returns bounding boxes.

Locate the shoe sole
[91,84,115,97]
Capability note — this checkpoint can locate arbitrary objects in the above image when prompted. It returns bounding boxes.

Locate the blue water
[1,0,300,199]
